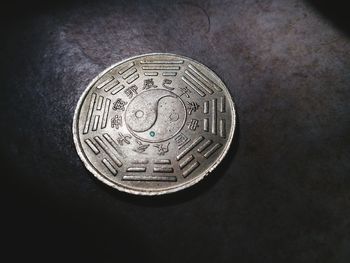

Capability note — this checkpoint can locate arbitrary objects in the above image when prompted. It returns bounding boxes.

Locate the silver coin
[73,53,236,195]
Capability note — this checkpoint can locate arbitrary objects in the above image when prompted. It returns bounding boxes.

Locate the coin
[73,53,236,195]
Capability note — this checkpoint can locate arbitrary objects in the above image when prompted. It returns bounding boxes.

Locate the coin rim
[72,53,236,196]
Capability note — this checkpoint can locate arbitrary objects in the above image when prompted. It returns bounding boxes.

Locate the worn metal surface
[73,53,236,194]
[1,0,350,262]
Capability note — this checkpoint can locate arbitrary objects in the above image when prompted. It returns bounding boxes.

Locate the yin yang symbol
[125,89,187,143]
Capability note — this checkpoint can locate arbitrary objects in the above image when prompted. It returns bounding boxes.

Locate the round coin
[73,53,236,195]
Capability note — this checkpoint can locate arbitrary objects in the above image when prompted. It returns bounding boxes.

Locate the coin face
[73,53,236,195]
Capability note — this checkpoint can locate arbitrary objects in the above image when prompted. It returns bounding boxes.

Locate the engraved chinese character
[112,98,127,111]
[116,132,131,145]
[186,101,200,115]
[179,86,191,98]
[133,140,150,153]
[187,119,199,130]
[154,142,170,156]
[175,133,190,149]
[143,78,157,90]
[162,79,174,90]
[124,85,138,98]
[111,115,122,129]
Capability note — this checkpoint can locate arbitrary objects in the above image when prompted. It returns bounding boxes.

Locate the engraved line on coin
[102,158,118,176]
[126,74,139,84]
[184,69,214,94]
[122,67,137,80]
[219,119,226,138]
[102,133,125,157]
[131,160,149,164]
[188,64,222,91]
[179,154,194,169]
[122,175,177,182]
[101,98,111,129]
[162,72,177,76]
[181,76,206,97]
[153,167,174,173]
[203,100,209,114]
[212,98,217,134]
[142,66,181,71]
[219,96,226,112]
[179,141,190,149]
[92,115,100,131]
[96,96,104,110]
[104,79,120,92]
[126,167,146,172]
[94,136,123,167]
[83,93,97,134]
[176,136,205,161]
[183,161,200,178]
[96,76,114,89]
[84,139,100,154]
[140,60,184,64]
[154,159,171,164]
[144,72,158,76]
[111,84,125,95]
[197,139,213,153]
[203,118,209,132]
[202,143,223,159]
[118,62,135,75]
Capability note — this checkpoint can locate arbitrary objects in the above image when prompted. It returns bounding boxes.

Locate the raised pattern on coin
[73,53,236,195]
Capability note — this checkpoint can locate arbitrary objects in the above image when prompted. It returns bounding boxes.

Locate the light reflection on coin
[73,53,236,195]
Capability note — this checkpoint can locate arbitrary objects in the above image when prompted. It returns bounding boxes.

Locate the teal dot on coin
[150,131,155,137]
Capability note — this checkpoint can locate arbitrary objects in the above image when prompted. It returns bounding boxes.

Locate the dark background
[1,0,350,262]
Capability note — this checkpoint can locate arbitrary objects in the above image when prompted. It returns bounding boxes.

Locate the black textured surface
[1,0,350,262]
